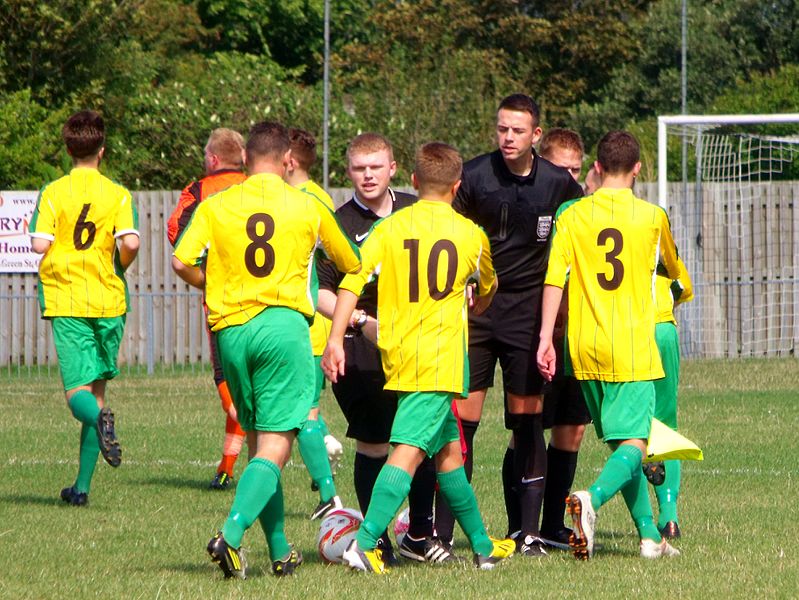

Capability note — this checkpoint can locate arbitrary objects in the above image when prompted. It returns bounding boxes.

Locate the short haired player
[29,110,140,506]
[537,130,682,560]
[173,121,361,579]
[322,142,514,573]
[167,127,247,491]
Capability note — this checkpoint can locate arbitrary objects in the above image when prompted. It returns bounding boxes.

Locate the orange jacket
[167,169,247,246]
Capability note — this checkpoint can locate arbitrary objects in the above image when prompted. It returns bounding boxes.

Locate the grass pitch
[1,358,797,598]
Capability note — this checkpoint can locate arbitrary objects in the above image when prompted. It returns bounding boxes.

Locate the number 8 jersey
[174,172,360,332]
[545,188,680,382]
[339,199,496,396]
[29,167,139,318]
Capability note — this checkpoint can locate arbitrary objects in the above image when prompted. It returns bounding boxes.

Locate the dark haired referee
[435,94,583,556]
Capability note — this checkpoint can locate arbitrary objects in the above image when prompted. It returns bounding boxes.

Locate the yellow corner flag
[644,418,703,463]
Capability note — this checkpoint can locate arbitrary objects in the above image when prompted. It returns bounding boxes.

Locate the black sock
[541,445,579,535]
[354,451,391,544]
[461,419,479,481]
[502,446,521,536]
[434,418,479,543]
[513,414,547,536]
[407,456,436,538]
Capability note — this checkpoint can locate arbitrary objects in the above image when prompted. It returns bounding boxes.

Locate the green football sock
[656,459,681,527]
[356,464,411,550]
[68,390,100,425]
[257,478,291,561]
[317,413,330,437]
[620,467,661,541]
[297,419,336,502]
[437,467,492,556]
[74,423,100,494]
[588,444,642,510]
[221,458,281,548]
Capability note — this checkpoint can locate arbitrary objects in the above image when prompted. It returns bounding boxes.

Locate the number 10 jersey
[545,188,679,382]
[340,199,496,395]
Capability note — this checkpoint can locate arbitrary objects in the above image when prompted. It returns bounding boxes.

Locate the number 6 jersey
[545,187,679,382]
[339,199,496,395]
[29,167,139,318]
[174,172,360,332]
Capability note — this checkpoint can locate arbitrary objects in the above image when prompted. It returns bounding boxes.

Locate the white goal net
[657,114,799,358]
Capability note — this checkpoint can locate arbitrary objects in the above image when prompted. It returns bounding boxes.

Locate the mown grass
[1,358,797,598]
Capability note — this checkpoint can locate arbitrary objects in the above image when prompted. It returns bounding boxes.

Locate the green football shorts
[51,316,125,391]
[654,321,680,429]
[390,391,459,457]
[217,307,314,432]
[311,355,325,410]
[579,379,655,443]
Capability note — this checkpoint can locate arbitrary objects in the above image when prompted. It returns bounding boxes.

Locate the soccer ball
[393,507,410,547]
[317,508,363,564]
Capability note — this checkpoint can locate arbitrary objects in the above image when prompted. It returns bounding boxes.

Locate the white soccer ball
[317,508,363,564]
[393,507,410,547]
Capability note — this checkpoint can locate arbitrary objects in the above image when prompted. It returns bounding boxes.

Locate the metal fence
[1,182,798,373]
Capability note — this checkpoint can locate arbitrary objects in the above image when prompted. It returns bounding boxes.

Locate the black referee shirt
[454,149,583,293]
[317,188,417,317]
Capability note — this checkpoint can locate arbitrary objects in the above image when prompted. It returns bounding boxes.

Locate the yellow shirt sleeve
[476,228,496,296]
[114,189,138,237]
[316,199,361,275]
[173,201,210,267]
[658,208,680,280]
[30,187,57,240]
[339,225,381,296]
[544,211,571,289]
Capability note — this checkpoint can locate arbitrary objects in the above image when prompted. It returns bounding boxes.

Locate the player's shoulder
[555,196,582,219]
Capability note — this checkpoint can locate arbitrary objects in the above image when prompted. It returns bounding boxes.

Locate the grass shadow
[0,493,64,507]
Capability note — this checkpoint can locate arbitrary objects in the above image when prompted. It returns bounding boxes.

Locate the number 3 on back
[596,227,624,291]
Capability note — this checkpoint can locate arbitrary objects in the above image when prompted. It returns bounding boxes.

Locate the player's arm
[172,202,210,289]
[672,256,694,305]
[316,200,361,274]
[113,189,140,270]
[657,208,680,280]
[117,233,140,270]
[537,219,570,381]
[537,284,564,382]
[321,233,381,381]
[471,229,498,315]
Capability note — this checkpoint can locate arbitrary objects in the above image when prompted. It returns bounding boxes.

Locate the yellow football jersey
[29,167,139,318]
[655,256,694,324]
[340,199,495,395]
[174,172,360,332]
[546,188,679,382]
[297,179,334,355]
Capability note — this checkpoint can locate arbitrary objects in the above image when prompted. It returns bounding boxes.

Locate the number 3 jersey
[29,167,139,318]
[339,199,496,395]
[174,172,360,332]
[545,187,679,382]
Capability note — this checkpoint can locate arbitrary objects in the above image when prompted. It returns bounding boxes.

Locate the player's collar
[351,187,397,215]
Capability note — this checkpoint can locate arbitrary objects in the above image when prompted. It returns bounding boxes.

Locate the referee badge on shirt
[536,215,553,242]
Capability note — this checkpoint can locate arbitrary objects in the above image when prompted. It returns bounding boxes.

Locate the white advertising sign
[0,191,42,273]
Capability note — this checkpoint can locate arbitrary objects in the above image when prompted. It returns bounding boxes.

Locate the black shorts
[541,335,591,428]
[331,333,398,444]
[467,288,544,397]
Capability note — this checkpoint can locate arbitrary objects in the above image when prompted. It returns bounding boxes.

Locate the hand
[321,341,346,383]
[466,283,476,309]
[226,403,239,422]
[536,338,556,382]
